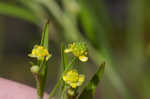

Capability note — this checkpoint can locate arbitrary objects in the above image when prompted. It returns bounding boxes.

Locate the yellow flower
[64,42,88,62]
[63,69,85,88]
[28,45,51,61]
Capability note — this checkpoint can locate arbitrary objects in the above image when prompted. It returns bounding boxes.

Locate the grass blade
[0,2,39,24]
[79,62,105,99]
[61,43,68,71]
[41,20,49,49]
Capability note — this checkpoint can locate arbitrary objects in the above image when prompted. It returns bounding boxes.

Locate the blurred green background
[0,0,150,99]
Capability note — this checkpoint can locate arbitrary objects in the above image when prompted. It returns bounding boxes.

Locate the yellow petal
[64,49,72,53]
[70,83,77,88]
[77,75,85,86]
[28,54,36,58]
[79,74,85,82]
[79,55,88,62]
[63,75,67,81]
[46,54,52,61]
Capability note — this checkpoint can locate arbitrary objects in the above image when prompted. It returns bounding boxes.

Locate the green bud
[30,65,40,74]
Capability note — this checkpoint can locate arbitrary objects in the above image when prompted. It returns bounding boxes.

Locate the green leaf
[55,43,68,98]
[61,43,68,72]
[41,20,49,49]
[79,62,105,99]
[0,2,39,24]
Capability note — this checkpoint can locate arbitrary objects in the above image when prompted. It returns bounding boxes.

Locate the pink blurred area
[0,78,48,99]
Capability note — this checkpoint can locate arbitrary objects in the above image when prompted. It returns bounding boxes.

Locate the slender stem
[61,85,67,99]
[64,57,76,73]
[36,60,47,99]
[36,76,43,99]
[49,79,62,99]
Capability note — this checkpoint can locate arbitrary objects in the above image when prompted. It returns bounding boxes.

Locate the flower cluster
[28,45,51,61]
[63,69,85,88]
[64,42,88,62]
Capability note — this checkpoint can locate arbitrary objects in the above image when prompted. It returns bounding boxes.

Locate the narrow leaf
[79,62,105,99]
[41,20,49,49]
[61,43,68,72]
[0,2,39,24]
[55,43,68,98]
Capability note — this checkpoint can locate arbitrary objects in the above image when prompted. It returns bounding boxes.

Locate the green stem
[36,75,43,99]
[61,87,66,99]
[36,61,48,99]
[61,84,68,99]
[64,57,77,73]
[49,79,62,99]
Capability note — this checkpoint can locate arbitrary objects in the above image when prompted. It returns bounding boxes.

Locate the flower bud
[30,65,40,74]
